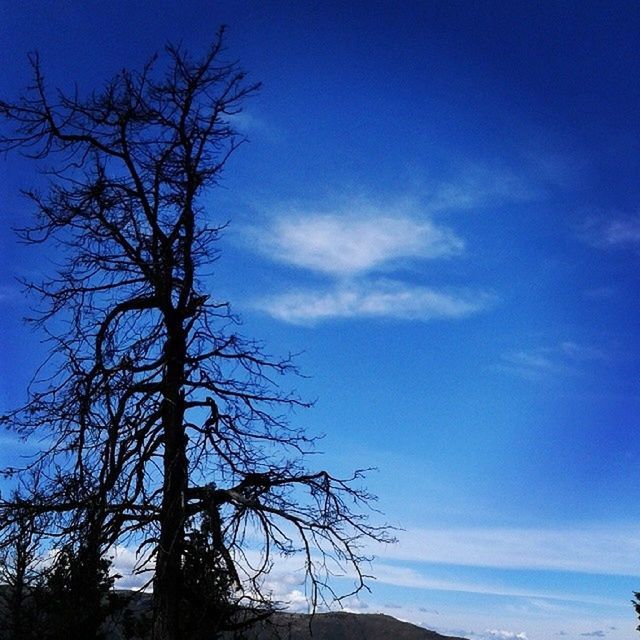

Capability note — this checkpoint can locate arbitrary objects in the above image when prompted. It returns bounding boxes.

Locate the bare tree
[0,29,392,640]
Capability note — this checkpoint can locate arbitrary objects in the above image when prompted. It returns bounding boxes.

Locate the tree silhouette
[633,592,640,632]
[0,477,48,640]
[0,29,392,640]
[33,546,121,640]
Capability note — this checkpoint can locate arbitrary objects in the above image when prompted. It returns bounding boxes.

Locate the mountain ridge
[241,610,470,640]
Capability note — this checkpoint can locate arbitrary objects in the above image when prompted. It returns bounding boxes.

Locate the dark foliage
[633,592,640,632]
[34,548,118,640]
[0,485,46,640]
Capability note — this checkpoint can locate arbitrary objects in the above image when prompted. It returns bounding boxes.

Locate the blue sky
[1,2,640,639]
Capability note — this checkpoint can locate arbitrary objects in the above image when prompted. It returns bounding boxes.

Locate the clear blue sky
[1,2,639,639]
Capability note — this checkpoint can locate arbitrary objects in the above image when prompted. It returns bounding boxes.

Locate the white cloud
[373,525,640,577]
[604,217,640,245]
[228,109,280,141]
[580,214,640,249]
[496,341,607,381]
[255,280,493,324]
[340,596,371,613]
[366,563,624,608]
[483,630,528,640]
[239,195,501,324]
[559,341,606,361]
[247,205,464,276]
[368,600,630,640]
[499,350,572,379]
[427,165,535,212]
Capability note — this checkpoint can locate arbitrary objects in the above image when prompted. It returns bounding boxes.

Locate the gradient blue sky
[1,2,640,639]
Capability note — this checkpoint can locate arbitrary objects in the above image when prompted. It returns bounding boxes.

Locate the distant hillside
[243,611,469,640]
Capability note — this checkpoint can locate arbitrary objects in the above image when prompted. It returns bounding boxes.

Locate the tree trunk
[153,317,188,640]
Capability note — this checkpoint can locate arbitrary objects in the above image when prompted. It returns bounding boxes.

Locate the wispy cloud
[366,563,623,607]
[602,217,640,246]
[499,350,574,380]
[374,525,640,577]
[483,630,528,640]
[255,280,493,325]
[240,196,495,324]
[445,631,529,640]
[426,164,536,213]
[559,341,606,361]
[496,341,607,381]
[579,214,640,249]
[246,204,464,277]
[228,109,280,141]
